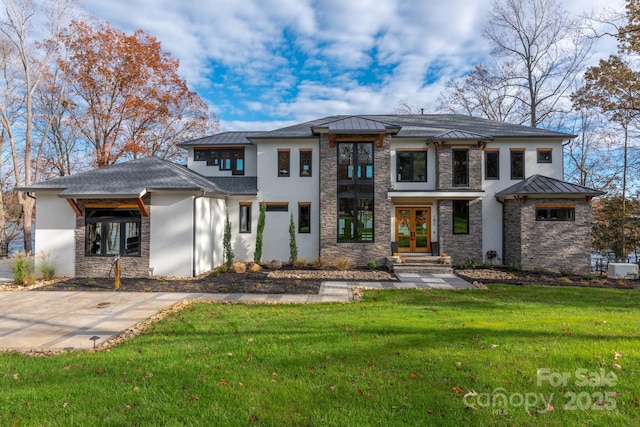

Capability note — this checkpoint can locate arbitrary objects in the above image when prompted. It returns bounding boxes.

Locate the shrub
[223,213,234,269]
[558,267,574,277]
[582,272,597,280]
[367,260,377,270]
[289,212,297,264]
[38,251,57,280]
[482,262,495,269]
[533,266,547,275]
[312,258,324,269]
[335,258,351,270]
[508,262,522,272]
[293,258,307,268]
[11,252,35,285]
[254,202,266,263]
[464,258,476,268]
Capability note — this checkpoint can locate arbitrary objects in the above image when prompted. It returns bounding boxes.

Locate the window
[452,200,469,234]
[452,149,469,186]
[298,203,311,233]
[85,209,141,256]
[537,149,552,163]
[510,150,525,179]
[278,149,290,177]
[337,142,374,242]
[264,203,288,212]
[239,203,251,233]
[300,149,312,177]
[194,148,244,175]
[485,150,499,179]
[396,150,427,182]
[536,205,575,221]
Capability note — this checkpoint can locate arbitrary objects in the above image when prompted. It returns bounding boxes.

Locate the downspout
[497,197,505,266]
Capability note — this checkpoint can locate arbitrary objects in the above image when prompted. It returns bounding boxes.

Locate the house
[21,114,603,278]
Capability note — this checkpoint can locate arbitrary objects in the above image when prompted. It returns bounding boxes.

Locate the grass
[1,285,640,426]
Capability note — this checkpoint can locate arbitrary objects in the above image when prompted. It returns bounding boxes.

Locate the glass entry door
[396,207,431,253]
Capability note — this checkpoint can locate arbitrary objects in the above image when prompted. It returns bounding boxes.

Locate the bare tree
[439,0,593,129]
[0,0,76,253]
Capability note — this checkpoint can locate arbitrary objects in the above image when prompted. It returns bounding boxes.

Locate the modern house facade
[22,114,603,278]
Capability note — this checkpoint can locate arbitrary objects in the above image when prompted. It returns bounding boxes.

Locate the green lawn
[1,285,639,426]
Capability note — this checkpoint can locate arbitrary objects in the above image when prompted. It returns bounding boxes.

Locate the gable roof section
[430,129,494,142]
[310,116,401,134]
[178,132,259,147]
[19,157,228,198]
[249,114,574,140]
[495,175,604,199]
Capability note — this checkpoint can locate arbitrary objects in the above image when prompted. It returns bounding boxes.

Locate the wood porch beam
[66,198,82,217]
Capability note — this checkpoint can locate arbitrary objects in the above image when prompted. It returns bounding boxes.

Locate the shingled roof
[19,157,228,198]
[495,175,604,198]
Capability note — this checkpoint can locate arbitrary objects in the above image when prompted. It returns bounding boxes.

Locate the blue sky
[83,0,621,132]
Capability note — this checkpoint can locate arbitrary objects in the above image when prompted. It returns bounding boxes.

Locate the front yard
[2,285,639,426]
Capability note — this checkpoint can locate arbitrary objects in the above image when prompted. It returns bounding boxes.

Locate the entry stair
[387,255,454,274]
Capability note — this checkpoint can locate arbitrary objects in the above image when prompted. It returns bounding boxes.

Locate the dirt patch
[455,267,640,289]
[32,267,396,294]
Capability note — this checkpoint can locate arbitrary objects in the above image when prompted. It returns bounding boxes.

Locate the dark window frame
[510,150,525,180]
[536,206,575,221]
[396,150,427,182]
[85,209,141,257]
[278,150,290,177]
[264,203,289,212]
[452,200,470,235]
[298,204,311,233]
[239,204,251,233]
[337,142,374,243]
[452,149,469,186]
[485,150,500,179]
[300,149,312,177]
[537,149,552,163]
[194,148,244,175]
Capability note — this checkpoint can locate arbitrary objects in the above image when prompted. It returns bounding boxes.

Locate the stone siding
[504,198,593,273]
[435,144,482,190]
[75,197,151,278]
[437,199,483,264]
[503,200,522,266]
[319,134,392,266]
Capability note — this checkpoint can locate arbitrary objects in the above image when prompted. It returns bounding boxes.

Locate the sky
[82,0,623,133]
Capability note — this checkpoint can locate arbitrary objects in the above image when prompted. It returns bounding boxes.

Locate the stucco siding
[193,197,225,276]
[34,192,76,277]
[186,145,258,177]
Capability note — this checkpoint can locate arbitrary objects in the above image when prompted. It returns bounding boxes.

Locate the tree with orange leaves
[58,20,218,168]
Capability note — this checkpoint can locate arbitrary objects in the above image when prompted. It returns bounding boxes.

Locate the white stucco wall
[255,139,320,262]
[186,145,258,177]
[149,193,195,277]
[34,192,76,277]
[193,196,226,275]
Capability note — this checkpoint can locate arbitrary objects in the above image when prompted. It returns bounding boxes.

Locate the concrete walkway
[0,272,474,352]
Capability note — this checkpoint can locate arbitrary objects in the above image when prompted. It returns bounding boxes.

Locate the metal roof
[495,175,604,198]
[18,157,228,198]
[310,116,400,134]
[430,129,494,141]
[178,132,259,147]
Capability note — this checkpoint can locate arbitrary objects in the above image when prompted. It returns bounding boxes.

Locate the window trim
[299,149,312,177]
[510,149,525,180]
[85,209,141,257]
[396,149,427,182]
[239,202,252,233]
[536,148,552,163]
[298,202,311,233]
[485,149,500,180]
[452,148,469,186]
[452,200,470,235]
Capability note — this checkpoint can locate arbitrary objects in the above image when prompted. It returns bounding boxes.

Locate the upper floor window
[510,149,525,180]
[485,150,499,179]
[85,209,141,257]
[537,148,552,163]
[452,149,469,186]
[278,149,290,177]
[397,150,427,182]
[194,148,244,175]
[300,149,312,177]
[337,142,374,242]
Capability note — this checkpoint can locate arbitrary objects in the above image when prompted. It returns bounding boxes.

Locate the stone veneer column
[319,134,391,266]
[75,196,151,278]
[436,144,482,191]
[437,199,483,265]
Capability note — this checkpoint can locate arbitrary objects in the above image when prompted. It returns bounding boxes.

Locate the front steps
[387,255,454,274]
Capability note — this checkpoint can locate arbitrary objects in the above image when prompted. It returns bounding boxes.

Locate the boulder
[232,262,247,274]
[268,259,283,270]
[249,263,262,272]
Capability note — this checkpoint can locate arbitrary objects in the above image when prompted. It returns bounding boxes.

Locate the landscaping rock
[268,260,283,270]
[249,263,262,272]
[232,262,247,274]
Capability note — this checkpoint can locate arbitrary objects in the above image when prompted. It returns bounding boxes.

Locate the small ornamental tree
[289,212,298,264]
[224,213,234,269]
[254,202,266,264]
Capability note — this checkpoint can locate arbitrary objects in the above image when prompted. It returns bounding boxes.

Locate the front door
[396,207,431,253]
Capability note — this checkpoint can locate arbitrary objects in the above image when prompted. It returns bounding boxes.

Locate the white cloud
[82,0,623,132]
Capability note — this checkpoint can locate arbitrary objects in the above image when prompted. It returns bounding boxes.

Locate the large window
[536,205,575,221]
[510,150,525,179]
[452,201,469,234]
[337,142,374,242]
[300,149,312,177]
[396,150,427,182]
[298,203,311,233]
[537,148,552,163]
[85,209,141,256]
[278,149,290,177]
[485,150,499,179]
[452,149,469,186]
[239,203,251,233]
[194,148,244,175]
